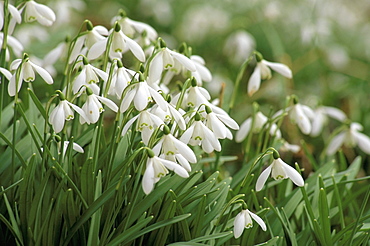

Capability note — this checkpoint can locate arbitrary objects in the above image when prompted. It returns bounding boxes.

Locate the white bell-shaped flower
[310,106,347,137]
[327,122,370,155]
[23,0,56,26]
[8,55,53,96]
[142,150,189,195]
[121,110,164,145]
[80,87,118,124]
[233,209,266,239]
[203,105,239,140]
[248,52,292,96]
[49,93,89,133]
[0,1,22,31]
[256,151,304,191]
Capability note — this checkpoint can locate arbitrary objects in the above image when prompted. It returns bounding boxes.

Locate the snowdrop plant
[233,207,267,239]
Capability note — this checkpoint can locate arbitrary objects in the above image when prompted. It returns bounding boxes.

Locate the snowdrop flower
[153,125,196,172]
[148,39,196,83]
[180,112,221,153]
[120,79,167,113]
[61,141,84,156]
[171,78,211,108]
[234,209,266,239]
[204,105,239,140]
[8,54,53,96]
[72,57,108,95]
[121,110,165,145]
[80,87,118,124]
[112,11,158,41]
[0,67,12,83]
[236,111,281,143]
[223,30,255,65]
[88,22,145,62]
[69,21,108,63]
[142,149,189,195]
[190,55,212,86]
[311,106,347,137]
[0,1,22,31]
[22,0,56,26]
[248,52,292,96]
[0,32,24,59]
[150,102,186,130]
[43,38,69,68]
[107,60,136,99]
[256,150,304,191]
[49,92,89,133]
[327,122,370,155]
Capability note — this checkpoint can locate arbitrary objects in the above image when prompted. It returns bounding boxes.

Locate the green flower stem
[175,78,191,110]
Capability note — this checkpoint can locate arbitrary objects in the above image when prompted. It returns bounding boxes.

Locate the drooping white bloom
[49,99,89,133]
[233,209,267,239]
[8,56,53,96]
[72,59,108,95]
[248,57,292,96]
[180,114,221,153]
[327,122,370,155]
[69,23,108,63]
[310,106,347,137]
[153,127,197,172]
[61,141,84,156]
[0,1,22,31]
[256,157,304,191]
[108,62,136,99]
[148,45,196,84]
[80,90,118,124]
[235,111,281,143]
[0,32,24,59]
[190,55,212,85]
[171,82,211,109]
[142,154,189,195]
[88,23,145,62]
[120,80,167,113]
[289,103,314,135]
[121,110,165,145]
[22,0,56,26]
[150,103,186,130]
[204,106,239,140]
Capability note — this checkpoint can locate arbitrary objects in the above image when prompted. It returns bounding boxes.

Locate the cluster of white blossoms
[1,1,369,242]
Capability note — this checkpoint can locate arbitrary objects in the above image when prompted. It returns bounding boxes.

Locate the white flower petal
[248,210,267,231]
[248,65,261,96]
[233,211,245,239]
[96,95,118,112]
[282,162,304,187]
[121,115,139,137]
[88,39,107,60]
[262,60,292,78]
[29,61,53,84]
[326,132,346,155]
[148,51,163,83]
[169,50,196,72]
[352,131,370,154]
[322,106,347,122]
[235,118,251,143]
[256,165,272,191]
[124,35,146,62]
[142,160,155,194]
[0,67,12,80]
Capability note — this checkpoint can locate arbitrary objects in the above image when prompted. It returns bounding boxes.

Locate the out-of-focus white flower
[327,122,370,155]
[310,106,347,137]
[8,55,53,96]
[0,32,24,59]
[120,80,167,113]
[88,23,145,62]
[279,140,301,154]
[248,53,292,96]
[49,97,89,133]
[50,0,86,26]
[148,41,196,84]
[121,110,164,145]
[142,150,189,195]
[22,0,56,26]
[70,22,108,63]
[180,113,221,153]
[0,1,22,31]
[236,111,281,143]
[153,125,196,172]
[256,153,304,191]
[72,58,108,95]
[204,105,239,140]
[233,209,266,239]
[223,30,255,65]
[80,88,118,124]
